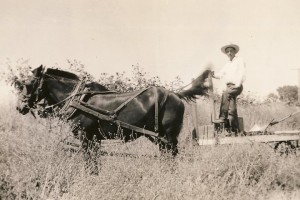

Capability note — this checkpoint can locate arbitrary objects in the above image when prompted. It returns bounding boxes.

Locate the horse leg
[158,94,184,157]
[159,137,178,157]
[145,134,178,157]
[158,136,179,174]
[157,121,181,157]
[159,113,183,157]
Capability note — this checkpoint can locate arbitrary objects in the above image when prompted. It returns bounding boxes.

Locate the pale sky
[1,0,300,96]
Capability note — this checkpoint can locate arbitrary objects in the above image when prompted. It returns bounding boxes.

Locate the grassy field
[1,92,300,200]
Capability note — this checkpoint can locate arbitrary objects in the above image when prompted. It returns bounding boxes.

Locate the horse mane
[176,69,211,102]
[44,67,112,92]
[45,68,80,80]
[85,82,110,92]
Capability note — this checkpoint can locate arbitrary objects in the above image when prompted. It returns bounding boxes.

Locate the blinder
[21,66,46,109]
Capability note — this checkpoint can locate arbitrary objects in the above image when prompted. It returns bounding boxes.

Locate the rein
[43,90,117,111]
[175,79,194,92]
[36,71,117,112]
[35,71,46,102]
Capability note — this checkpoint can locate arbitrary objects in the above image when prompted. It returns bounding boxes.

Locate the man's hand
[211,71,219,79]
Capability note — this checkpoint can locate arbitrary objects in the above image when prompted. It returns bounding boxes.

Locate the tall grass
[1,94,300,200]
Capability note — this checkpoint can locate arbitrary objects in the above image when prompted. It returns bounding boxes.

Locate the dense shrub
[1,59,184,94]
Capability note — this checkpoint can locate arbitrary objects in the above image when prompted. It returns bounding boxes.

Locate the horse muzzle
[16,106,30,115]
[16,102,30,115]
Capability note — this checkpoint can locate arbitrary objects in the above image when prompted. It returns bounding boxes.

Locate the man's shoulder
[234,56,245,65]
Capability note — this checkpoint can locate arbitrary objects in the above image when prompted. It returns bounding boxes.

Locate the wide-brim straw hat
[221,44,239,54]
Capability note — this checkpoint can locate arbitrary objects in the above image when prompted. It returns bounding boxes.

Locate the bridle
[23,67,68,109]
[16,66,47,119]
[27,67,46,108]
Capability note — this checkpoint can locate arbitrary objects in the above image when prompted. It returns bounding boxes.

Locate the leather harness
[36,73,170,144]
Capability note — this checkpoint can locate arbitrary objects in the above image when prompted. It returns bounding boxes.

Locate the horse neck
[44,78,79,103]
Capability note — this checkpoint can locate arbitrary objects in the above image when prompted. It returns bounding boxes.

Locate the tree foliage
[265,93,279,103]
[1,59,184,93]
[67,59,95,82]
[276,85,298,102]
[95,64,184,92]
[64,60,184,92]
[0,58,33,92]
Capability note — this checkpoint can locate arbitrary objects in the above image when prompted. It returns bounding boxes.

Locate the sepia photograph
[0,0,300,199]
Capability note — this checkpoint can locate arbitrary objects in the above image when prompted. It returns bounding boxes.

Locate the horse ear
[32,65,45,77]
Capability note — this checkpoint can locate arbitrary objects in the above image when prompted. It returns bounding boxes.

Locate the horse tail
[176,69,211,102]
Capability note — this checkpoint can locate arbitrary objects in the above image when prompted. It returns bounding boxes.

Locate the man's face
[225,47,236,60]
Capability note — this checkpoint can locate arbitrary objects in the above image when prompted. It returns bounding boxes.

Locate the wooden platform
[198,134,300,146]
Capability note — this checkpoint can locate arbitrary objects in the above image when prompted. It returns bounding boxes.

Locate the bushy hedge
[1,59,184,93]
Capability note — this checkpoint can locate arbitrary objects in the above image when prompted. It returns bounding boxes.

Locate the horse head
[16,66,87,117]
[16,65,46,116]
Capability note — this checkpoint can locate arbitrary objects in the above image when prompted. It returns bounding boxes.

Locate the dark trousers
[219,84,243,133]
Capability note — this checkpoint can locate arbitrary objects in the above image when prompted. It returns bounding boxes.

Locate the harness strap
[35,74,44,102]
[155,89,169,133]
[44,87,116,110]
[160,90,169,109]
[69,101,169,144]
[59,78,86,116]
[154,88,159,132]
[44,94,77,110]
[76,100,117,118]
[77,90,117,95]
[113,88,150,114]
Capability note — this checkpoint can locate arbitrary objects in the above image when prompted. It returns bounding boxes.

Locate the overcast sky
[1,0,300,96]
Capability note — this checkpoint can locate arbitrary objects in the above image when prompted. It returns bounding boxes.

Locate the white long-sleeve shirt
[215,56,246,87]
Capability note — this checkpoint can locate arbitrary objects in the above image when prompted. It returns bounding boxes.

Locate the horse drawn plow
[193,121,299,151]
[15,66,300,157]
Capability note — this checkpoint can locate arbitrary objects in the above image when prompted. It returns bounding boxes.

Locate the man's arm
[212,67,225,79]
[211,71,220,79]
[236,58,246,86]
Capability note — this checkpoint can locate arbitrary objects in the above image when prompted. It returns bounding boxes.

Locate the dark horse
[16,66,210,171]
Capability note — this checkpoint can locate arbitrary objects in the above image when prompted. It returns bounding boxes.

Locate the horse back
[84,87,183,125]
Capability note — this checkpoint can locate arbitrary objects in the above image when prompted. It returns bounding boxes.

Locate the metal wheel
[274,141,296,156]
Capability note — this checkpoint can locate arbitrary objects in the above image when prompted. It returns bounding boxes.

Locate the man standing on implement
[212,44,246,134]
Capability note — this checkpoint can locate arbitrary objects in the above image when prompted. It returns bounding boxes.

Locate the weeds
[1,94,300,200]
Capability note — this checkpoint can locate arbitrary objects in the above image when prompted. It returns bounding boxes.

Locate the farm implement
[192,73,300,153]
